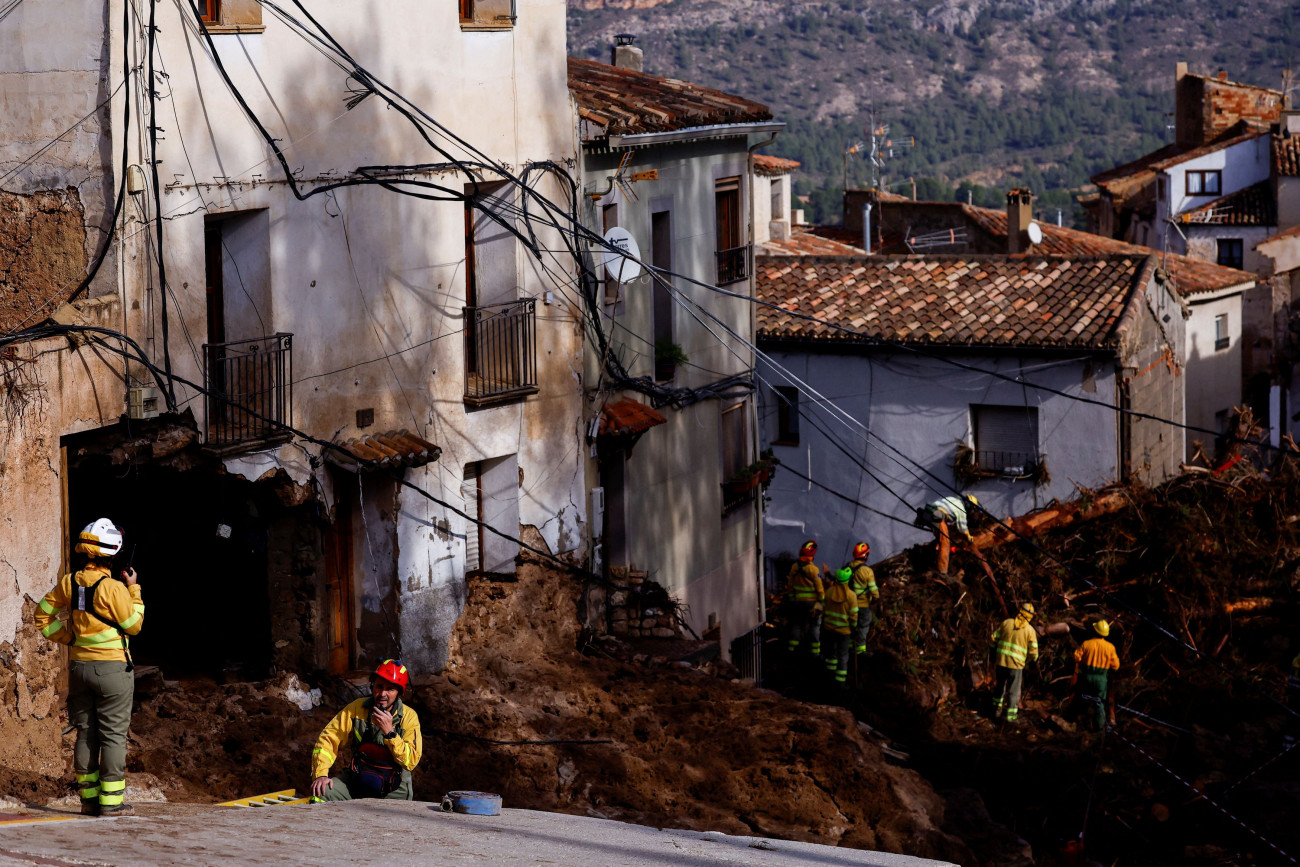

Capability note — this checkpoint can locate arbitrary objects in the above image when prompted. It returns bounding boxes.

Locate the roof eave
[755,334,1119,355]
[596,121,786,149]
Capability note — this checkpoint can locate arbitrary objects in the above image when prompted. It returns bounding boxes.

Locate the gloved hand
[812,603,823,616]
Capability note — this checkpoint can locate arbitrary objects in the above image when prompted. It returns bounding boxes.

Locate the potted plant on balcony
[723,452,781,497]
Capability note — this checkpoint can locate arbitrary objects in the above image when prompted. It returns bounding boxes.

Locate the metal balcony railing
[464,299,538,406]
[715,244,750,286]
[203,333,293,452]
[972,449,1037,477]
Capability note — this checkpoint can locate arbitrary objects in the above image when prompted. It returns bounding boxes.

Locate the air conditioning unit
[128,385,160,420]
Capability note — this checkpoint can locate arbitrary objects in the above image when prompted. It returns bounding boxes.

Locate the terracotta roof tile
[756,254,1151,350]
[598,398,666,437]
[326,430,442,473]
[759,229,864,256]
[1275,133,1300,177]
[753,154,800,176]
[960,206,1255,296]
[568,57,772,140]
[1178,180,1276,225]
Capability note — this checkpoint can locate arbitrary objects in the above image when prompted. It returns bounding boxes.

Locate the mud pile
[409,562,976,864]
[845,462,1300,866]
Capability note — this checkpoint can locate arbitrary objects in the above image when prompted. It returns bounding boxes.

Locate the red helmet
[799,540,818,562]
[853,542,870,560]
[371,659,409,693]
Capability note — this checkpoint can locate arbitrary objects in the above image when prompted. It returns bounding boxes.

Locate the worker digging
[915,494,978,573]
[1072,620,1120,732]
[784,540,824,657]
[309,659,423,802]
[990,601,1039,723]
[34,519,145,817]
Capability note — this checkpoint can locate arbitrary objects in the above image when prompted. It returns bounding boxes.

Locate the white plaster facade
[1,0,586,675]
[580,135,771,656]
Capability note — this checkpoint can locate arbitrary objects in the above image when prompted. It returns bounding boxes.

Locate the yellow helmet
[1018,601,1035,619]
[1093,620,1110,637]
[966,494,979,507]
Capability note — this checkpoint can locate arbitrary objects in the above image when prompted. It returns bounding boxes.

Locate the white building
[756,253,1187,570]
[569,47,783,657]
[1,0,584,679]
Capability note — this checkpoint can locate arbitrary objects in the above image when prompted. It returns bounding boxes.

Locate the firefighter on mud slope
[916,494,978,574]
[991,602,1039,723]
[34,519,144,816]
[821,567,859,685]
[1073,620,1120,731]
[784,540,824,657]
[310,659,423,801]
[847,542,879,657]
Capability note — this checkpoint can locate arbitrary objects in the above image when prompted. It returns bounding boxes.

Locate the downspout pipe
[863,202,873,255]
[747,130,779,642]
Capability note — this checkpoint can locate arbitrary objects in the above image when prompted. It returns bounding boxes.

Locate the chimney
[1217,68,1229,81]
[1006,188,1033,254]
[1175,61,1188,83]
[612,34,643,72]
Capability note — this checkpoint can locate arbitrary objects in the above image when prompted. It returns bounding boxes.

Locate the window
[602,203,620,305]
[972,405,1039,476]
[1186,170,1222,196]
[1157,175,1168,202]
[720,401,749,481]
[1214,312,1230,351]
[460,0,514,29]
[774,386,799,446]
[1216,238,1244,270]
[195,0,261,31]
[715,177,747,285]
[651,210,676,381]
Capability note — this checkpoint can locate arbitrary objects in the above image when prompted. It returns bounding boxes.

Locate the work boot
[1005,708,1019,723]
[79,798,99,817]
[99,803,133,817]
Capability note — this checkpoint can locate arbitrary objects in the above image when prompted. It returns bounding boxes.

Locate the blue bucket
[441,791,501,816]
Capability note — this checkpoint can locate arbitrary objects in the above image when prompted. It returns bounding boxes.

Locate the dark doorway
[64,437,275,678]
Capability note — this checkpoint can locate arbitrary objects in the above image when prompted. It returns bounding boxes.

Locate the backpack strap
[71,577,134,672]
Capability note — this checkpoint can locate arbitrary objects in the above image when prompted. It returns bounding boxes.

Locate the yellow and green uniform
[785,561,824,654]
[1073,637,1120,731]
[991,615,1038,721]
[848,559,878,655]
[821,582,858,683]
[311,697,422,801]
[35,563,145,812]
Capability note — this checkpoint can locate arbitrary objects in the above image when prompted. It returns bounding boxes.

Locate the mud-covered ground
[8,463,1299,866]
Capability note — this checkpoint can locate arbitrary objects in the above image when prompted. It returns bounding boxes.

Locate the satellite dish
[1026,221,1043,245]
[601,227,643,284]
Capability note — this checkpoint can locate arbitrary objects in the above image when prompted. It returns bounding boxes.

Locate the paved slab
[0,802,956,866]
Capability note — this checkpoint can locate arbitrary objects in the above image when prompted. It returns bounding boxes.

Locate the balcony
[203,333,293,454]
[715,244,750,286]
[464,299,538,407]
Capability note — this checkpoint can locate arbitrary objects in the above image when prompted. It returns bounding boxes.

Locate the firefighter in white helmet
[34,519,144,816]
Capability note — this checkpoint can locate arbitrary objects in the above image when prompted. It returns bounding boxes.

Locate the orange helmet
[799,540,818,562]
[853,542,870,560]
[371,658,409,693]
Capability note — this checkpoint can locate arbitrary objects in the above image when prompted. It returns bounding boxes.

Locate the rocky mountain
[568,0,1299,224]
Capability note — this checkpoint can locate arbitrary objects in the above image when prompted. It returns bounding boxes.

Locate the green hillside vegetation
[569,0,1300,226]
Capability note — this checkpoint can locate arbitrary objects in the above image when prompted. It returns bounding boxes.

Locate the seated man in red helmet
[309,659,423,801]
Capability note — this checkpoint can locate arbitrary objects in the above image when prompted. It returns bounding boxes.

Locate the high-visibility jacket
[927,496,970,536]
[785,562,824,603]
[311,697,422,781]
[1074,637,1119,672]
[821,583,859,635]
[990,616,1038,670]
[848,560,878,608]
[34,564,143,662]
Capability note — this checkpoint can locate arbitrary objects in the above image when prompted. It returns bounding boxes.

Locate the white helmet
[76,518,123,558]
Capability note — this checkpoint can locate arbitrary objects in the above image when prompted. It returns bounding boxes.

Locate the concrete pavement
[0,801,957,866]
